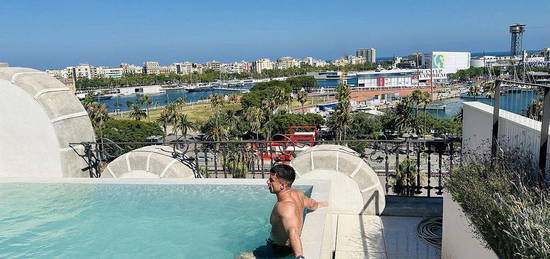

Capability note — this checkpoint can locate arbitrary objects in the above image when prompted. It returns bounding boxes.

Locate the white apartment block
[221,61,251,74]
[143,61,161,75]
[252,58,275,73]
[159,66,172,75]
[171,62,194,74]
[331,57,348,66]
[206,60,222,71]
[66,64,96,79]
[301,57,327,67]
[276,56,300,69]
[96,66,123,78]
[347,55,367,65]
[121,63,143,75]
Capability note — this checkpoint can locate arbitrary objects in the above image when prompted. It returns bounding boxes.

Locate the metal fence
[71,138,460,197]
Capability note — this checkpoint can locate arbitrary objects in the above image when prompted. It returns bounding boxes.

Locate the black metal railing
[70,138,461,197]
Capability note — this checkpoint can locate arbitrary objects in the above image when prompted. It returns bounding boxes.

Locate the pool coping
[0,177,331,258]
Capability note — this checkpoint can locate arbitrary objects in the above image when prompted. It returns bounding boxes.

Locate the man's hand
[317,201,328,209]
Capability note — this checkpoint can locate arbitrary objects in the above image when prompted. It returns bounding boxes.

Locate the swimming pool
[0,179,327,258]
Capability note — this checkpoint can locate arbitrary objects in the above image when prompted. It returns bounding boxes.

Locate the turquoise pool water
[0,183,312,258]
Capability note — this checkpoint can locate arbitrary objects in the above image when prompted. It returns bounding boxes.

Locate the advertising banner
[377,77,385,86]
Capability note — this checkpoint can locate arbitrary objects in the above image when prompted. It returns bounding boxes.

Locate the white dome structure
[0,67,95,178]
[290,144,385,215]
[104,145,196,178]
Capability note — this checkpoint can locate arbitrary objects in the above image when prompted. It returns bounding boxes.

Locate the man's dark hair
[270,164,296,186]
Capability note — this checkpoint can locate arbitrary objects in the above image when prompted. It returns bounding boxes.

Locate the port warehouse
[310,51,471,88]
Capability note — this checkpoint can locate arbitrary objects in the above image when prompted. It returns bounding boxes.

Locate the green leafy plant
[393,158,423,196]
[446,148,549,258]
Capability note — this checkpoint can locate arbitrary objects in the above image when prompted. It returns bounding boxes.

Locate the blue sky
[0,0,549,69]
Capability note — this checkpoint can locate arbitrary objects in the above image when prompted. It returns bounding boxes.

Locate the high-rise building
[356,48,376,63]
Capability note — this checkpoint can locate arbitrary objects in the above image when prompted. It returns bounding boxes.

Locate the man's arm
[303,195,328,211]
[278,202,303,257]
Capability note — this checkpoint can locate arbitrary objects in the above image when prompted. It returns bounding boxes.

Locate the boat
[459,93,490,99]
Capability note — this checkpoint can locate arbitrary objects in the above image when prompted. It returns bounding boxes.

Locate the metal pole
[538,87,550,179]
[491,80,502,157]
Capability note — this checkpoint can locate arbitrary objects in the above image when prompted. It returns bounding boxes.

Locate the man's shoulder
[290,189,305,197]
[276,200,297,214]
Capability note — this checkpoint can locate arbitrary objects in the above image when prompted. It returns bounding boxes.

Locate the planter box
[442,192,498,259]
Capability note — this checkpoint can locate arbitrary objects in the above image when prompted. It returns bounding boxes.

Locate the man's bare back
[270,189,306,245]
[260,164,327,258]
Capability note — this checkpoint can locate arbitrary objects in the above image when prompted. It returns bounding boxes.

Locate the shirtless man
[266,164,327,258]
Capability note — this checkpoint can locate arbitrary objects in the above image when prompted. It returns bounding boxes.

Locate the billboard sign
[432,53,445,69]
[377,77,385,86]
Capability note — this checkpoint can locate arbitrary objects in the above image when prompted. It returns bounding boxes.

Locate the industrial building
[421,51,471,75]
[356,69,446,88]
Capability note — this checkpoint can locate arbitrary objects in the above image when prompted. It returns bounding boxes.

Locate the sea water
[0,183,312,258]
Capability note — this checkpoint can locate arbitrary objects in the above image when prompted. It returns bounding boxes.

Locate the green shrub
[446,149,549,258]
[393,159,424,196]
[99,119,163,161]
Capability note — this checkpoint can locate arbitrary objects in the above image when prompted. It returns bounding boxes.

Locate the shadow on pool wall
[104,145,196,178]
[0,67,95,178]
[290,144,386,215]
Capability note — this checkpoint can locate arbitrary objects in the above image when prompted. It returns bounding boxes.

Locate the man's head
[267,164,296,194]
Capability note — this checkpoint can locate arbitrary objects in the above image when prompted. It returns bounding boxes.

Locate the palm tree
[86,102,110,129]
[176,114,195,140]
[138,95,152,121]
[297,90,308,114]
[175,97,186,113]
[420,91,432,135]
[157,110,173,140]
[245,107,263,140]
[209,93,224,115]
[273,87,286,113]
[162,104,178,136]
[126,100,133,109]
[393,97,415,133]
[129,104,146,121]
[333,82,352,141]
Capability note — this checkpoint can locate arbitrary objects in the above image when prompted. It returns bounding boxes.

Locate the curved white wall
[105,145,195,178]
[0,79,62,177]
[0,67,96,178]
[290,144,385,215]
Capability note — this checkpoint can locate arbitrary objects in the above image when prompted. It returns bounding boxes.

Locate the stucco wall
[442,192,498,259]
[462,101,545,166]
[0,79,62,177]
[0,67,95,178]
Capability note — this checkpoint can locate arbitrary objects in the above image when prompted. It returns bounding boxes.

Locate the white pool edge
[0,177,331,258]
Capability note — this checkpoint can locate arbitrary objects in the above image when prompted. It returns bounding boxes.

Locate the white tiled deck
[329,215,440,259]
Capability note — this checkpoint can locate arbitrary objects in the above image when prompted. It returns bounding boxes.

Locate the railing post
[491,80,501,157]
[538,87,550,180]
